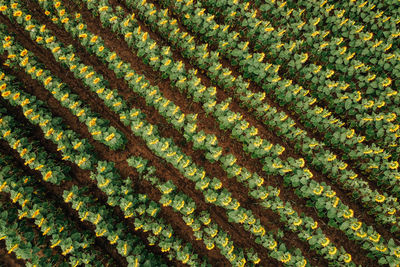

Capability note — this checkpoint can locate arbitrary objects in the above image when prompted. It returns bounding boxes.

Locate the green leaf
[327,208,337,219]
[339,221,349,231]
[345,99,352,110]
[378,257,387,265]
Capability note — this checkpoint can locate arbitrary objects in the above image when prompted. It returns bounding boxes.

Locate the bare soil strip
[0,0,393,265]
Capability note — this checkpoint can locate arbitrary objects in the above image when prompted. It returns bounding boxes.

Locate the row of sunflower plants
[137,1,400,265]
[63,185,170,267]
[0,44,125,152]
[0,111,69,185]
[74,0,287,162]
[0,156,66,267]
[159,0,400,196]
[115,0,400,242]
[128,155,262,266]
[4,2,318,266]
[75,3,360,264]
[0,141,103,266]
[70,0,400,251]
[0,6,291,265]
[0,71,95,170]
[36,0,208,143]
[199,0,400,156]
[203,1,400,151]
[88,160,207,266]
[0,15,206,264]
[252,0,400,82]
[211,0,400,148]
[0,4,126,150]
[324,0,399,41]
[119,0,400,229]
[1,67,201,266]
[41,2,354,264]
[0,65,199,265]
[0,201,63,267]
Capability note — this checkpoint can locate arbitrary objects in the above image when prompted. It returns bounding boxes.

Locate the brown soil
[114,0,387,264]
[0,16,243,267]
[0,61,179,266]
[0,0,395,266]
[0,125,125,266]
[0,191,71,267]
[5,1,289,265]
[0,244,25,267]
[198,0,400,189]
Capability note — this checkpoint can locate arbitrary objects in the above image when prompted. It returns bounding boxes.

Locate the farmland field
[0,0,399,266]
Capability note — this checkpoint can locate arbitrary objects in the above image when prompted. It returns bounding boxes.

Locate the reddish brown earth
[0,0,396,266]
[0,245,24,267]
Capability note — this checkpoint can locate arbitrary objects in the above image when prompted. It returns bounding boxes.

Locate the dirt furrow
[0,190,72,267]
[1,47,268,265]
[3,59,276,265]
[192,0,400,197]
[136,0,398,241]
[0,242,25,267]
[4,1,390,265]
[103,1,392,265]
[20,1,390,265]
[9,1,321,263]
[0,62,219,266]
[42,2,350,265]
[0,141,123,267]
